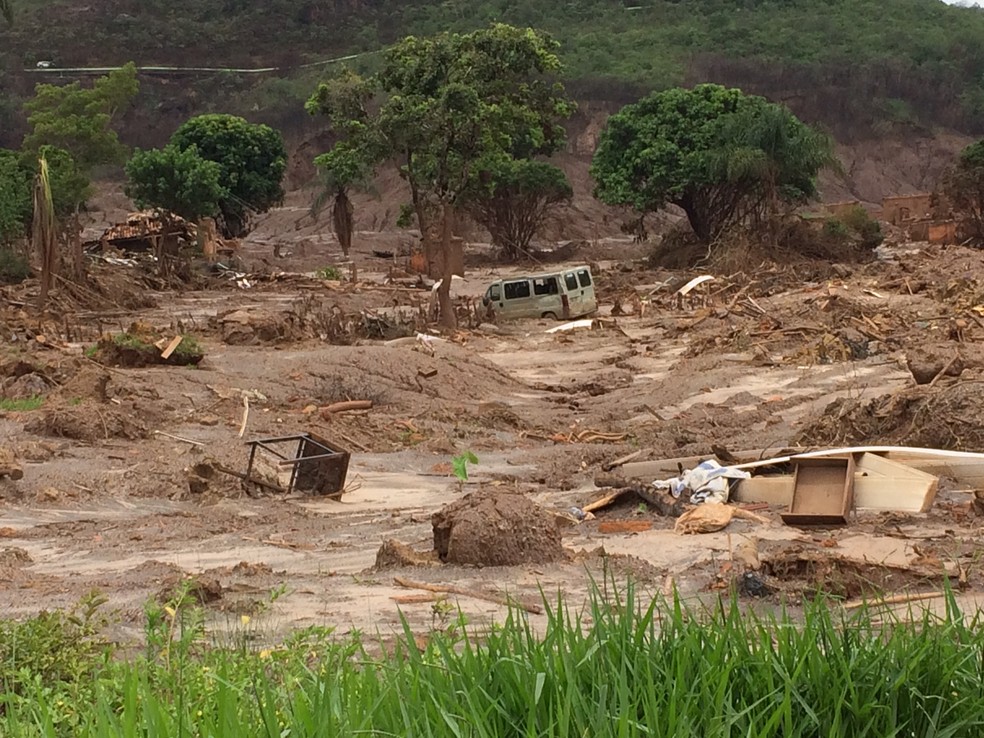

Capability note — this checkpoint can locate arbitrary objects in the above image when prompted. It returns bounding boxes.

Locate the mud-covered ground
[3,233,984,643]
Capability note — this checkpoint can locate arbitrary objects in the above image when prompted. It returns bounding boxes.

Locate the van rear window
[564,273,578,290]
[504,280,531,300]
[577,269,592,288]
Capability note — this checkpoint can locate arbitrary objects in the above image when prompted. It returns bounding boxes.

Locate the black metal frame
[243,433,350,497]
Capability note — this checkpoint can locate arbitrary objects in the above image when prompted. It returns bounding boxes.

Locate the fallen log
[594,473,688,517]
[582,487,637,514]
[393,577,543,615]
[321,400,373,415]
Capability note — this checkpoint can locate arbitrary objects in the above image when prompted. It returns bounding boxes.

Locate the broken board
[734,453,939,513]
[780,456,855,526]
[732,446,984,489]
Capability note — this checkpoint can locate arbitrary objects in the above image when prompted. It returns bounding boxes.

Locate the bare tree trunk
[438,201,456,329]
[333,189,354,257]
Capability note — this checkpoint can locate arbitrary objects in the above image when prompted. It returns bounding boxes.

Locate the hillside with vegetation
[2,0,984,145]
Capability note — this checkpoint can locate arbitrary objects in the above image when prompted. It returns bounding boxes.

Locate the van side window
[577,269,592,288]
[533,277,559,296]
[504,280,531,300]
[489,284,501,301]
[564,273,579,290]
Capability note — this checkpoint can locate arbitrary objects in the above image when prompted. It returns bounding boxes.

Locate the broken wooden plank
[598,520,653,534]
[620,449,783,480]
[602,449,644,472]
[392,577,542,615]
[855,453,939,512]
[582,487,637,514]
[160,335,183,360]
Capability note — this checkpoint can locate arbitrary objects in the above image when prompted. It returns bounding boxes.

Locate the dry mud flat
[3,243,984,640]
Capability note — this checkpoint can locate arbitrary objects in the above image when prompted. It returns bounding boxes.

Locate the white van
[482,266,598,321]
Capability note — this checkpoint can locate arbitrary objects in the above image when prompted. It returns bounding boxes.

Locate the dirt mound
[432,490,566,567]
[91,324,204,368]
[374,539,440,569]
[796,381,984,450]
[55,365,110,402]
[308,343,526,415]
[26,400,150,442]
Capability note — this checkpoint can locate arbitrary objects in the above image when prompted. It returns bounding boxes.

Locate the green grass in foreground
[2,582,984,737]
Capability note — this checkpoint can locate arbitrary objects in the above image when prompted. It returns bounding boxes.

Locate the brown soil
[797,379,984,451]
[25,400,151,442]
[432,490,566,567]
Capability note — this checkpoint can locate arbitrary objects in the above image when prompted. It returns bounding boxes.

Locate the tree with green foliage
[0,149,31,245]
[0,0,12,25]
[22,63,139,169]
[307,70,380,257]
[464,159,572,260]
[124,145,226,224]
[591,84,834,244]
[169,114,287,238]
[373,24,575,326]
[942,140,984,243]
[29,146,91,218]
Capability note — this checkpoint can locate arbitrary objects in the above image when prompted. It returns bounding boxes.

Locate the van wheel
[541,311,558,320]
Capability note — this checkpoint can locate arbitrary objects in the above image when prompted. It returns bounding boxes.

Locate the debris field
[3,235,984,639]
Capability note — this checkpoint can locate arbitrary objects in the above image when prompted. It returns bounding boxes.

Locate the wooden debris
[321,400,373,416]
[734,454,939,514]
[598,520,653,534]
[237,395,250,439]
[843,591,946,611]
[602,449,644,472]
[582,487,637,514]
[392,577,543,615]
[153,430,205,447]
[391,593,446,605]
[593,473,688,517]
[160,335,183,360]
[781,456,855,527]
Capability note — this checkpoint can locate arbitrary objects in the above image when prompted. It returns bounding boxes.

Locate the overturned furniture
[244,432,350,498]
[780,456,855,526]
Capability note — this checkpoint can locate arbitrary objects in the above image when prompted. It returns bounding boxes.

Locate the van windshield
[489,284,501,301]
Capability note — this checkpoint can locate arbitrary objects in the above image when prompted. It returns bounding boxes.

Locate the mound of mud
[796,382,984,451]
[374,539,440,569]
[311,343,526,412]
[25,398,152,442]
[432,491,565,567]
[91,324,204,368]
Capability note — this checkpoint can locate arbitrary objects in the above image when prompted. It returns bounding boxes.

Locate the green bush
[0,247,31,284]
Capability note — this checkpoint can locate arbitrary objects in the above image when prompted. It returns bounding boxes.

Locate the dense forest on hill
[2,0,984,144]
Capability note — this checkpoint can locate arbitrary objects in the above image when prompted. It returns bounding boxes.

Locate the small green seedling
[316,266,342,280]
[452,451,478,488]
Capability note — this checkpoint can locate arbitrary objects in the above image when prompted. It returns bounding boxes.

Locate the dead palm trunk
[332,189,354,257]
[437,200,456,329]
[32,157,57,309]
